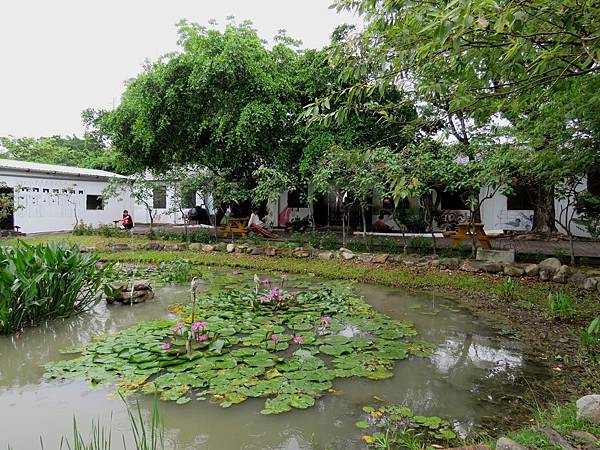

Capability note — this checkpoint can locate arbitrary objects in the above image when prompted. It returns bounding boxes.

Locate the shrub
[346,237,374,252]
[546,290,576,319]
[188,229,214,244]
[0,242,110,334]
[306,231,321,248]
[580,317,600,353]
[408,237,431,255]
[319,232,338,250]
[378,237,402,254]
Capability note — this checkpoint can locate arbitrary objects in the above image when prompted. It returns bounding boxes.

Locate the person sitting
[248,208,277,239]
[248,208,265,228]
[373,213,392,231]
[118,210,134,231]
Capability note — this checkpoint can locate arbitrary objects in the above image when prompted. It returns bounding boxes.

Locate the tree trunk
[361,207,368,251]
[532,185,557,234]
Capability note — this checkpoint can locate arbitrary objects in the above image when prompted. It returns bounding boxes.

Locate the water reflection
[0,280,549,450]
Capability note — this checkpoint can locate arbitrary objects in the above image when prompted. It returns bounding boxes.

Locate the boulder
[293,248,311,258]
[476,248,515,264]
[481,262,503,274]
[568,270,587,288]
[109,282,127,291]
[460,260,485,272]
[264,247,277,256]
[402,255,422,266]
[108,243,130,251]
[552,265,570,283]
[201,244,215,252]
[524,264,540,277]
[570,431,598,445]
[144,242,163,251]
[495,437,527,450]
[133,281,152,291]
[539,257,562,280]
[439,258,461,270]
[189,243,203,250]
[373,254,389,264]
[504,265,524,277]
[318,251,334,261]
[388,255,403,263]
[584,277,599,291]
[340,250,354,260]
[251,247,266,255]
[226,243,236,253]
[358,254,374,263]
[576,395,600,424]
[163,243,180,251]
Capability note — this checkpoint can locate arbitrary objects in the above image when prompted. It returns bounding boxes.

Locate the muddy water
[0,278,547,450]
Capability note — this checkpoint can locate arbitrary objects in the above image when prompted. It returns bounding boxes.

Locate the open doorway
[0,186,15,231]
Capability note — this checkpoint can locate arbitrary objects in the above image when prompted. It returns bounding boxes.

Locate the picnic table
[443,223,496,250]
[223,217,249,238]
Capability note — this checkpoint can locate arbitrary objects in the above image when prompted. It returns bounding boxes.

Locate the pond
[0,273,548,449]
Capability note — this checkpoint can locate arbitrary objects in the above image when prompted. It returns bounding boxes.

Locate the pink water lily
[320,316,332,326]
[280,273,288,281]
[293,335,303,345]
[197,334,208,342]
[289,291,298,298]
[161,338,171,350]
[259,295,270,303]
[261,278,271,285]
[173,322,185,332]
[271,334,280,343]
[191,321,208,333]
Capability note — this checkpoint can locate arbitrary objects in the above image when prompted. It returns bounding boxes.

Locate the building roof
[0,158,127,179]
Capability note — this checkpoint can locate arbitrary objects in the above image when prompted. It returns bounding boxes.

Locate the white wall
[0,170,134,234]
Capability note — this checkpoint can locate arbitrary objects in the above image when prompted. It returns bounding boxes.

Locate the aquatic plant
[496,277,517,301]
[355,404,459,449]
[0,242,110,334]
[108,260,197,285]
[45,286,430,414]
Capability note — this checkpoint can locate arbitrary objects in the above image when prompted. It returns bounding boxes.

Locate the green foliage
[576,191,600,238]
[0,135,119,172]
[377,238,402,255]
[108,261,198,286]
[0,242,109,334]
[356,404,459,449]
[407,237,431,255]
[73,223,129,238]
[0,181,16,223]
[546,290,576,319]
[45,285,428,413]
[496,277,517,301]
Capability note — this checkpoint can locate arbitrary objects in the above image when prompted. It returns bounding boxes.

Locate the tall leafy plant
[0,242,110,334]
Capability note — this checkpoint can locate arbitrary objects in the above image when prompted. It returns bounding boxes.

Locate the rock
[144,242,163,251]
[524,264,540,277]
[340,251,354,260]
[439,258,461,270]
[481,262,503,274]
[80,246,96,253]
[576,395,600,424]
[264,247,276,256]
[108,243,130,251]
[109,282,127,291]
[553,265,570,283]
[442,446,491,450]
[372,254,389,264]
[539,257,562,280]
[388,255,403,263]
[133,281,152,291]
[504,265,524,277]
[358,254,374,263]
[460,260,485,272]
[584,277,599,291]
[495,437,527,450]
[541,428,576,450]
[570,431,598,445]
[568,270,588,288]
[252,247,266,255]
[476,248,515,264]
[402,255,422,266]
[226,243,236,253]
[318,251,334,261]
[163,243,180,251]
[429,259,440,268]
[189,243,203,250]
[201,244,215,252]
[292,248,311,258]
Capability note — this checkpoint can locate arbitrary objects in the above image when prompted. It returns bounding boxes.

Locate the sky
[0,0,359,138]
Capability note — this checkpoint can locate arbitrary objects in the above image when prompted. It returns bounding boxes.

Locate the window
[440,190,467,210]
[43,188,49,193]
[86,195,104,210]
[78,190,84,195]
[506,186,535,210]
[153,186,167,209]
[32,188,39,192]
[287,189,307,208]
[588,164,600,196]
[184,190,197,209]
[52,189,59,194]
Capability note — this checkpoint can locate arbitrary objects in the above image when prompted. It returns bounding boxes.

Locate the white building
[0,159,134,234]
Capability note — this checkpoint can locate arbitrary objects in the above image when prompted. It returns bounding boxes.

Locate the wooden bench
[222,217,249,238]
[443,223,496,250]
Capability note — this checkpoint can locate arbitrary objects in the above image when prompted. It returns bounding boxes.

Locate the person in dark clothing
[119,210,134,230]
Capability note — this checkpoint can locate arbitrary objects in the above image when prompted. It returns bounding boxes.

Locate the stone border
[89,242,600,293]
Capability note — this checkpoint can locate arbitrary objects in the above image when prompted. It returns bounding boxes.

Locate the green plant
[319,231,338,250]
[0,242,110,334]
[290,232,306,246]
[408,237,431,255]
[546,290,576,319]
[378,238,402,254]
[496,277,517,301]
[306,231,321,249]
[580,317,600,353]
[346,237,374,252]
[188,229,214,244]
